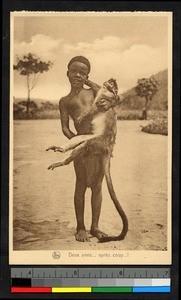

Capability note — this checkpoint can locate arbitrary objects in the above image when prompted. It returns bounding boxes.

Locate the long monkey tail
[99,158,128,243]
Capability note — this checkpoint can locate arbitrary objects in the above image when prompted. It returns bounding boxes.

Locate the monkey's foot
[90,228,108,240]
[46,145,65,152]
[75,230,90,242]
[48,162,64,170]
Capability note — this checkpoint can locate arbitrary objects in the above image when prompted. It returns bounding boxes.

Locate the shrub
[141,118,168,135]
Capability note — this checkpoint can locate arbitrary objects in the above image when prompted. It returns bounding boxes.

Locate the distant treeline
[13,100,60,119]
[13,99,167,121]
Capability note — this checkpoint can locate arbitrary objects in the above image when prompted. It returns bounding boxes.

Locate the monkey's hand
[46,145,65,152]
[76,115,84,124]
[76,106,98,124]
[96,95,124,111]
[76,114,90,124]
[84,79,101,91]
[96,98,114,111]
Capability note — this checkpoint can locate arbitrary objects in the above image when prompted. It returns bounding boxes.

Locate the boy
[59,56,113,242]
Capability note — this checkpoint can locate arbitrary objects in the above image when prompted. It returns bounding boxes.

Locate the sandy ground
[12,120,168,251]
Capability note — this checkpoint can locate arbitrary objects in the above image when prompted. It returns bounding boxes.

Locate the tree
[13,53,53,116]
[135,76,159,119]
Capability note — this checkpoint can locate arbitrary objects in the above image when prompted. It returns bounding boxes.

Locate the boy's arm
[59,98,76,139]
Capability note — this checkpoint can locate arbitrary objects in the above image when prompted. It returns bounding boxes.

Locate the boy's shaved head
[68,56,91,73]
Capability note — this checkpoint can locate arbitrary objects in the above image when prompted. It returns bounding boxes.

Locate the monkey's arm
[84,79,101,96]
[73,79,101,124]
[77,79,124,124]
[75,105,98,124]
[76,94,124,124]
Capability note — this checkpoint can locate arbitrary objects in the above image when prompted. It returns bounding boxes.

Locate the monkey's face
[104,78,118,96]
[67,62,89,88]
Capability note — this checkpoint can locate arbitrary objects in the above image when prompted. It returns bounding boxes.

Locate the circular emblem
[52,251,61,259]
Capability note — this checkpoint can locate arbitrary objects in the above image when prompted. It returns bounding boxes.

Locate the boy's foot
[75,229,90,242]
[90,228,108,240]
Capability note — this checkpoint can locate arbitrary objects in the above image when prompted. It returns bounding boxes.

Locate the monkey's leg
[60,134,95,152]
[47,142,87,170]
[46,145,65,152]
[46,135,95,153]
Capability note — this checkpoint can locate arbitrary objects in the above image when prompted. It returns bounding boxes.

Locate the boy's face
[67,61,89,88]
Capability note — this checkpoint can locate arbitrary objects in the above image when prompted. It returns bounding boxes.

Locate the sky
[12,12,172,101]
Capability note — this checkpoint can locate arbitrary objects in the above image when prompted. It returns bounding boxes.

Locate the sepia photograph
[10,11,172,265]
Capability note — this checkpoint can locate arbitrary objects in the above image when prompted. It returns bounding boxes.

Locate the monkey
[46,78,128,242]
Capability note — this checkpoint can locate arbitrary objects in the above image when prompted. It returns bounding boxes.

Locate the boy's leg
[90,156,108,240]
[74,158,90,242]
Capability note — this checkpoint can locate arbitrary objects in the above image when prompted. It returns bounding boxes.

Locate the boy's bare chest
[67,92,94,118]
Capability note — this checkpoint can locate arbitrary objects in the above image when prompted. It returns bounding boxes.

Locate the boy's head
[67,56,91,88]
[68,56,91,73]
